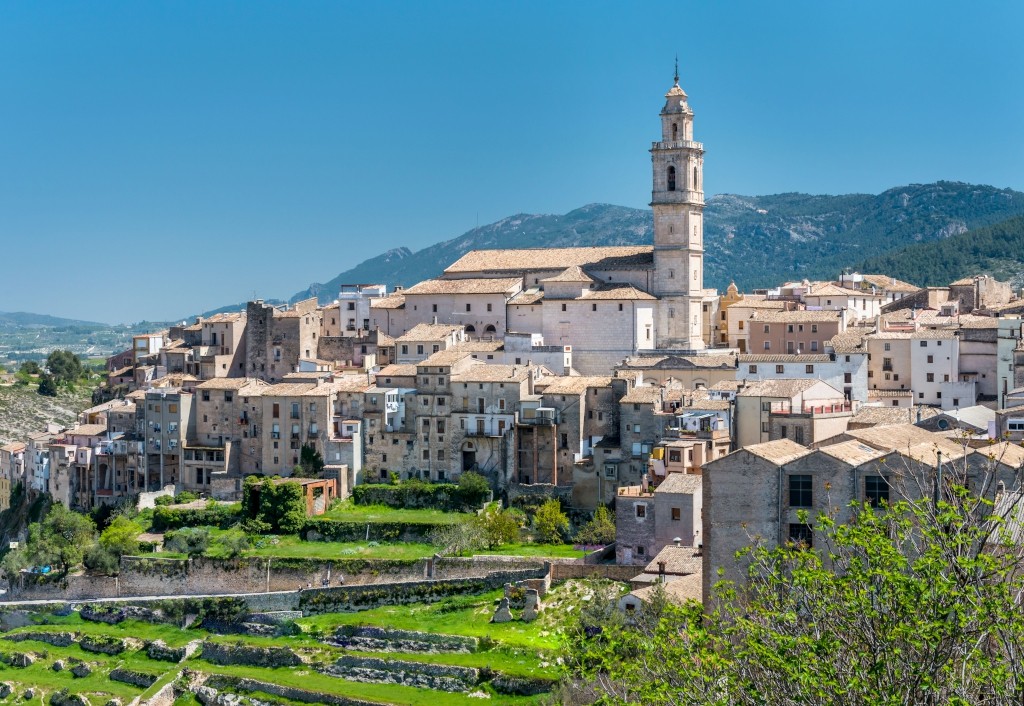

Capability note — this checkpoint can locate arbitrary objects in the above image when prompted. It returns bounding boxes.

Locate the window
[437,449,445,461]
[787,324,794,333]
[764,324,770,333]
[422,450,429,461]
[619,303,623,311]
[789,474,812,507]
[788,523,813,548]
[466,303,471,312]
[776,365,784,374]
[667,166,676,191]
[561,303,566,312]
[738,320,744,330]
[202,391,210,401]
[884,342,891,351]
[291,403,300,419]
[401,345,408,355]
[927,355,934,363]
[761,421,769,433]
[810,341,819,352]
[794,426,804,444]
[635,504,647,518]
[811,324,818,333]
[844,373,852,383]
[927,373,935,382]
[920,340,927,347]
[764,342,771,351]
[487,303,492,312]
[417,345,424,355]
[592,303,597,311]
[669,450,681,462]
[749,365,758,374]
[272,404,280,418]
[806,365,814,374]
[865,475,889,507]
[432,304,437,312]
[671,507,681,521]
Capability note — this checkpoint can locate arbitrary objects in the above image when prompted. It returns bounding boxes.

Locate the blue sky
[1,1,1022,323]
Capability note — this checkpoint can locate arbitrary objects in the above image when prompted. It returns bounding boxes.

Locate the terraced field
[0,582,609,705]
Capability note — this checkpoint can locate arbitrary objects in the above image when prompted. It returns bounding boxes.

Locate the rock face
[71,662,92,678]
[50,690,90,706]
[109,667,159,688]
[80,635,126,655]
[0,683,11,699]
[330,626,478,654]
[52,660,65,672]
[3,652,34,667]
[147,639,188,662]
[7,630,76,647]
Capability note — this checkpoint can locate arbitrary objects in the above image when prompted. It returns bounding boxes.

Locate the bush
[212,529,250,559]
[164,527,211,556]
[533,499,570,544]
[476,505,521,549]
[430,522,486,556]
[174,491,199,504]
[83,545,119,575]
[154,495,175,507]
[352,475,489,512]
[151,504,240,532]
[99,516,143,557]
[575,505,616,546]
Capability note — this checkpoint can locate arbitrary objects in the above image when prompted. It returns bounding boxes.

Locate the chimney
[432,315,438,325]
[673,536,682,548]
[657,561,666,582]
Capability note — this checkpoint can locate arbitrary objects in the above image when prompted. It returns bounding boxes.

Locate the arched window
[465,325,476,334]
[672,123,678,140]
[484,324,497,333]
[667,166,676,192]
[693,166,698,189]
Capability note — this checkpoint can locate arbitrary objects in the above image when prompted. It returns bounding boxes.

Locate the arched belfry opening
[667,166,676,192]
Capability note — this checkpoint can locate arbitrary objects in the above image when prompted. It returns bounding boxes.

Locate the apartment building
[735,378,852,448]
[748,309,846,355]
[0,442,25,510]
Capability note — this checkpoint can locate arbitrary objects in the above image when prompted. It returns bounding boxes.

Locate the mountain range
[286,181,1024,305]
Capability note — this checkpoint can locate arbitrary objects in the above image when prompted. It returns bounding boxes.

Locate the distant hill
[0,311,108,328]
[289,181,1024,303]
[855,215,1024,288]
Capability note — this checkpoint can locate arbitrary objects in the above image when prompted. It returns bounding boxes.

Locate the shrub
[575,505,616,545]
[99,516,143,557]
[533,499,570,544]
[83,545,119,575]
[476,505,520,549]
[174,491,199,504]
[151,504,240,532]
[164,527,211,556]
[154,495,175,507]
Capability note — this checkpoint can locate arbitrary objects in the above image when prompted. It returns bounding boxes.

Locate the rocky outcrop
[109,667,160,688]
[330,626,478,654]
[200,641,303,668]
[71,662,92,678]
[323,655,479,692]
[50,690,90,706]
[6,630,76,647]
[2,651,34,667]
[80,635,127,654]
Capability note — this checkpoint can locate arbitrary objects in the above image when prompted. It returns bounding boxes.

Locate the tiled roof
[396,323,464,342]
[370,293,406,309]
[1,442,26,453]
[949,276,979,286]
[738,354,832,363]
[204,312,244,323]
[850,406,939,427]
[858,274,921,293]
[974,441,1024,469]
[196,378,269,391]
[540,266,595,283]
[729,298,790,310]
[377,364,418,378]
[751,309,844,323]
[508,289,545,305]
[451,363,536,383]
[806,283,873,297]
[867,390,913,398]
[827,331,869,353]
[818,440,888,465]
[869,330,958,340]
[262,382,331,397]
[537,376,614,395]
[620,386,663,404]
[67,424,108,437]
[579,285,657,301]
[737,378,830,398]
[627,571,703,605]
[443,246,654,274]
[655,472,702,495]
[744,439,812,465]
[419,349,475,367]
[402,277,522,296]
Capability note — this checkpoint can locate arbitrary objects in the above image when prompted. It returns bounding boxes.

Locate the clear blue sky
[2,1,1022,324]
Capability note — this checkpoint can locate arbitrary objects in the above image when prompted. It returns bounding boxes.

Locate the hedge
[352,478,488,512]
[151,503,242,531]
[301,518,442,543]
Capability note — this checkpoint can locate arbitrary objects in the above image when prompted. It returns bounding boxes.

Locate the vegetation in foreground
[562,476,1024,705]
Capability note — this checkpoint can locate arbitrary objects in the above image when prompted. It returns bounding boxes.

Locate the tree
[212,529,251,558]
[533,499,569,544]
[37,373,58,397]
[575,505,616,546]
[99,516,143,558]
[35,503,96,575]
[164,527,211,557]
[18,360,40,376]
[430,521,485,556]
[563,483,1024,705]
[46,349,83,385]
[456,471,491,509]
[293,444,326,478]
[475,504,520,549]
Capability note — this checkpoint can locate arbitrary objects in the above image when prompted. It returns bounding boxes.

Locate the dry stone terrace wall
[5,555,549,602]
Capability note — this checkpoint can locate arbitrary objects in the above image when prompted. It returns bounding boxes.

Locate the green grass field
[321,500,470,524]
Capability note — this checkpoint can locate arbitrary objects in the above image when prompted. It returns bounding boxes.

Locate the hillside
[290,181,1024,302]
[855,215,1024,288]
[0,311,108,328]
[0,381,99,445]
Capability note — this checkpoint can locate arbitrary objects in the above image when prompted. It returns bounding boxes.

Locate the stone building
[139,389,196,490]
[245,298,323,383]
[734,378,851,448]
[616,472,702,566]
[747,309,846,355]
[0,442,25,510]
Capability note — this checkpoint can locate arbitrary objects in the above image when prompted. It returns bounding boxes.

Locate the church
[368,69,719,375]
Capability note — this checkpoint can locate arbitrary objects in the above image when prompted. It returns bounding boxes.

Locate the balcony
[651,139,704,151]
[770,402,853,416]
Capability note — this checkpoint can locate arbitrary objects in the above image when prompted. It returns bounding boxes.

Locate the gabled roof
[540,265,594,283]
[655,472,702,495]
[401,277,522,296]
[444,246,654,274]
[396,323,464,342]
[737,378,835,398]
[743,439,812,465]
[818,440,888,465]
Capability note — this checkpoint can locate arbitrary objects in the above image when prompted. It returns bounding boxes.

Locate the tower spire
[674,55,679,86]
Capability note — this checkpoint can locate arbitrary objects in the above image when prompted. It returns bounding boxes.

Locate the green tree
[293,444,326,478]
[46,350,83,385]
[456,471,491,508]
[83,545,119,575]
[37,373,58,397]
[164,527,211,556]
[18,360,40,376]
[99,516,143,558]
[212,529,251,558]
[258,479,307,534]
[563,485,1024,705]
[575,505,616,546]
[430,521,485,556]
[475,504,520,549]
[533,499,569,544]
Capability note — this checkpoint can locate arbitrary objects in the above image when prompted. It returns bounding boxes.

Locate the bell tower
[651,61,705,350]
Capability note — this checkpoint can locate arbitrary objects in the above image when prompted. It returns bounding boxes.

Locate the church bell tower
[651,62,705,350]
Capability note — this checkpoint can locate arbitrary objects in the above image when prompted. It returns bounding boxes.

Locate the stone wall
[550,563,638,582]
